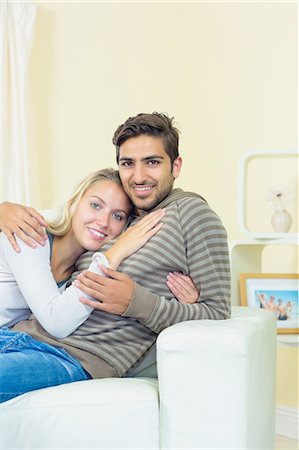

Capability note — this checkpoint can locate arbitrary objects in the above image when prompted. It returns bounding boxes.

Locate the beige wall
[29,2,298,408]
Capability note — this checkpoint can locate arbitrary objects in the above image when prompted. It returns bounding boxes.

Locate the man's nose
[132,165,147,184]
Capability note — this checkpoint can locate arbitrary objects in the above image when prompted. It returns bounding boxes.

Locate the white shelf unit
[230,237,299,307]
[233,150,298,344]
[230,238,298,345]
[238,150,298,239]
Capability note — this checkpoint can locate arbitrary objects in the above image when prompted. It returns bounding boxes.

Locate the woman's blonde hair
[48,168,127,236]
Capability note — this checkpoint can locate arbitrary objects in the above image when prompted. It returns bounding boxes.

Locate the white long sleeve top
[0,232,108,338]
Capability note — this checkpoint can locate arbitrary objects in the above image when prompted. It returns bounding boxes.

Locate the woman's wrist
[104,247,123,270]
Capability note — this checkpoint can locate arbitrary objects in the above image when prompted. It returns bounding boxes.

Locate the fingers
[134,209,165,233]
[79,297,113,313]
[166,277,190,302]
[167,272,196,295]
[166,279,187,304]
[74,277,105,301]
[100,265,126,280]
[73,268,124,299]
[21,215,48,244]
[111,210,165,263]
[82,266,125,282]
[125,210,165,243]
[77,270,108,287]
[26,207,48,227]
[0,202,48,249]
[145,222,164,239]
[138,208,165,225]
[14,228,39,249]
[166,272,200,304]
[2,228,21,253]
[1,225,41,252]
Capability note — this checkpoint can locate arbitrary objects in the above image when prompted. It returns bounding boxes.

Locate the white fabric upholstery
[1,307,276,450]
[1,378,159,449]
[158,306,276,450]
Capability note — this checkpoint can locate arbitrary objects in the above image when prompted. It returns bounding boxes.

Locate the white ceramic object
[271,210,292,233]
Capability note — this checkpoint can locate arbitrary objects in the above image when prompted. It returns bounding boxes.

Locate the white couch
[0,306,276,450]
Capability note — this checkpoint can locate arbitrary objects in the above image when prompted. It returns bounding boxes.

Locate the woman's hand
[166,272,200,304]
[0,202,48,252]
[104,209,165,269]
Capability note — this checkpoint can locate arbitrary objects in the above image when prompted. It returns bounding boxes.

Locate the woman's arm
[0,202,48,252]
[2,234,98,338]
[104,209,165,269]
[2,209,166,338]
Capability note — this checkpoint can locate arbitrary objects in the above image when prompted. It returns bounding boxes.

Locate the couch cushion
[1,378,159,449]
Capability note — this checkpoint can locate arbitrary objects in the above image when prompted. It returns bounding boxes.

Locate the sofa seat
[1,378,159,449]
[0,306,276,450]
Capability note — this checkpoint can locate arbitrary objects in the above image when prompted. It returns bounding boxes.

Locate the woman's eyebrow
[90,195,105,204]
[90,196,128,216]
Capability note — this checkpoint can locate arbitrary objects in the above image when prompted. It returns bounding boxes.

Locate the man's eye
[121,161,133,167]
[147,160,160,166]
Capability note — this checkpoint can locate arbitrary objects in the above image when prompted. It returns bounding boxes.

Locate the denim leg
[0,328,91,403]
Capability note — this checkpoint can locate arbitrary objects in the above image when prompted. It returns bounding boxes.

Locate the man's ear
[172,156,182,179]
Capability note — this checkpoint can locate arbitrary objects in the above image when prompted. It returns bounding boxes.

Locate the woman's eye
[112,213,124,221]
[90,202,101,210]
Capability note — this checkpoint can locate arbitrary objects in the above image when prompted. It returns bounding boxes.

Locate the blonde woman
[0,168,166,334]
[0,169,169,402]
[0,168,200,402]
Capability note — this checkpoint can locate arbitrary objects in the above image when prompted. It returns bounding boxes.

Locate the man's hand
[0,202,48,252]
[74,266,134,315]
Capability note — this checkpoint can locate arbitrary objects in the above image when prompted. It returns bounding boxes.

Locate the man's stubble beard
[126,176,175,213]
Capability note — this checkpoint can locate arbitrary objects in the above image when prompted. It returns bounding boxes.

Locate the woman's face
[71,180,131,252]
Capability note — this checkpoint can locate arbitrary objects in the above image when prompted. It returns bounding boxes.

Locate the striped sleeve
[123,198,231,334]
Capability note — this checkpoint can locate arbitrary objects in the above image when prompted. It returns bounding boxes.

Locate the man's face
[118,135,182,214]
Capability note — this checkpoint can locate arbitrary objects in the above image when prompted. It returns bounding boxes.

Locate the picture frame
[239,273,299,334]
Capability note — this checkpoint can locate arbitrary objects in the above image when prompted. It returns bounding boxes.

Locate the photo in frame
[239,273,299,334]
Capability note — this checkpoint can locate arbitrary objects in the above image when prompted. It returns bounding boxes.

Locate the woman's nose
[95,210,109,228]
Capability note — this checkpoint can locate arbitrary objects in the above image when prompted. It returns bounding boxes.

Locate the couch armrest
[157,306,276,450]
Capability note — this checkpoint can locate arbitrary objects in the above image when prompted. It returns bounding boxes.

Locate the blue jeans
[0,328,91,403]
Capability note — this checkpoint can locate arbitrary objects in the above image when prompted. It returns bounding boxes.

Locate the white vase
[271,209,292,233]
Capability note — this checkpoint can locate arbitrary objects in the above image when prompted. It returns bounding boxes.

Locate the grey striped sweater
[13,189,231,377]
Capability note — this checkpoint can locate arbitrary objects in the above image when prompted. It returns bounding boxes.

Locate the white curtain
[0,0,36,204]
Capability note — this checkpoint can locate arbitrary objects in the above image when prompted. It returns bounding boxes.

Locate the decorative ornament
[266,186,293,233]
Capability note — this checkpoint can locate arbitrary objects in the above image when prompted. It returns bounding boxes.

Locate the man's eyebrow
[119,155,165,162]
[118,156,133,161]
[143,155,164,161]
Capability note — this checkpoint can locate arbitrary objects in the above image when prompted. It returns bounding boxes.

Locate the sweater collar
[133,188,207,219]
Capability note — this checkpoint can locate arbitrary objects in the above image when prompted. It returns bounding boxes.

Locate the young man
[0,112,230,381]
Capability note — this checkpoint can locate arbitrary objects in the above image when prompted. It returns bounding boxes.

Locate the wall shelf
[238,150,298,239]
[231,150,298,340]
[277,335,299,346]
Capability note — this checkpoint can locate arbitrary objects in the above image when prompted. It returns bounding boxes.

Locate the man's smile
[131,185,155,196]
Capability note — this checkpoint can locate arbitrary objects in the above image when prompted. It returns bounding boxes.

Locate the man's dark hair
[113,112,180,165]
